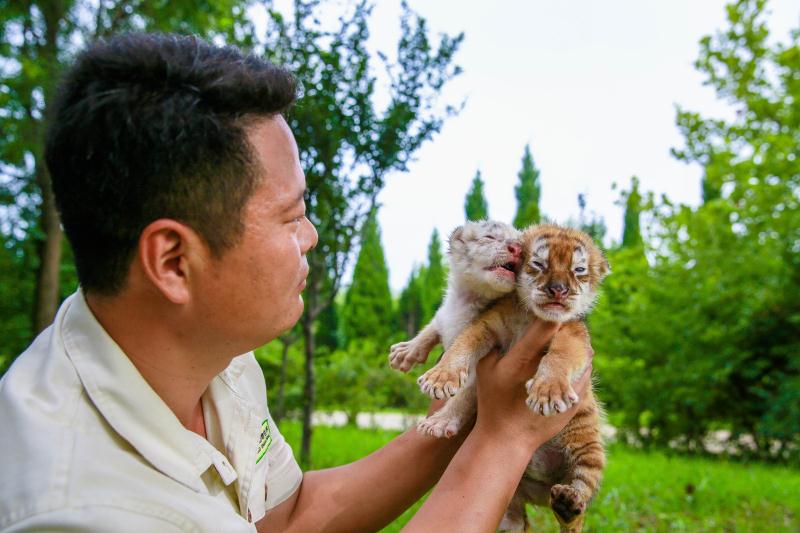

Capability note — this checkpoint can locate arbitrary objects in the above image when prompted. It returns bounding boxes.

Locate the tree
[576,193,607,244]
[593,0,800,461]
[420,229,446,324]
[619,176,644,249]
[0,0,255,341]
[464,170,489,221]
[512,144,541,229]
[262,0,462,465]
[342,211,394,346]
[396,266,424,338]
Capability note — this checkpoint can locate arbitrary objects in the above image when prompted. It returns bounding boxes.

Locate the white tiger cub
[388,220,521,436]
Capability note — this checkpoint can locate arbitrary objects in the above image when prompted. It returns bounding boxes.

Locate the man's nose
[507,242,522,259]
[546,282,569,299]
[304,218,319,253]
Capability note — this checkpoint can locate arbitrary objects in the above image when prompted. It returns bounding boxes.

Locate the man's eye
[574,266,586,273]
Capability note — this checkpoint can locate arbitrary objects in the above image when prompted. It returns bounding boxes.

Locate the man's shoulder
[0,320,188,531]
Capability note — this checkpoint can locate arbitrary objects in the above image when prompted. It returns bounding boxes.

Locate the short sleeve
[264,412,303,510]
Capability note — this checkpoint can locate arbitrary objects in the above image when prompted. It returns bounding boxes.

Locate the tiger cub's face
[517,224,610,322]
[448,220,522,298]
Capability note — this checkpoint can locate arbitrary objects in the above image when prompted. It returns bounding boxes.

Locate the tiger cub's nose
[546,283,569,299]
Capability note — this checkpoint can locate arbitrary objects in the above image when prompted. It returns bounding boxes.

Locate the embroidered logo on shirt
[256,419,272,464]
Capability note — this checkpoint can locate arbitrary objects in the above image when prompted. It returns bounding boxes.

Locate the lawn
[279,421,800,532]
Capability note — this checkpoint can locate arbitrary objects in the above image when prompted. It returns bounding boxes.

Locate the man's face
[193,116,317,352]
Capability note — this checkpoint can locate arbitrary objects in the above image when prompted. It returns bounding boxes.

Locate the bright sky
[268,0,799,293]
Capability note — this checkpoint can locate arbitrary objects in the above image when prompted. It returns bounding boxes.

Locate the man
[0,33,590,532]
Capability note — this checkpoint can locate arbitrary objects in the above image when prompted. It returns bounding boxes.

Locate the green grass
[279,421,800,532]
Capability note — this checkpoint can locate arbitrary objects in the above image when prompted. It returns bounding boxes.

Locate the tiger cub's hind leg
[549,404,605,533]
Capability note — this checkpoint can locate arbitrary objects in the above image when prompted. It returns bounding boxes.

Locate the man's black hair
[45,33,297,295]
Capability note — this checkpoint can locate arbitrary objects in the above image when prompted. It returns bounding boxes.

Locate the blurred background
[2,0,798,530]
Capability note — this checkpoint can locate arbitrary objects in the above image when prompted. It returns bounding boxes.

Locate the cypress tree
[342,211,393,345]
[621,176,644,249]
[397,267,424,337]
[421,229,447,323]
[464,170,489,221]
[513,144,541,229]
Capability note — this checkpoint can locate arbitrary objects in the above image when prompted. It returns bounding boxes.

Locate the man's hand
[474,319,592,448]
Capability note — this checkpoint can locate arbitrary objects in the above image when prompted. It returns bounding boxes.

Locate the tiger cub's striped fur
[418,224,609,533]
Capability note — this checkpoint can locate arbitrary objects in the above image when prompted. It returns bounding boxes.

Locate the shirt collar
[60,291,216,492]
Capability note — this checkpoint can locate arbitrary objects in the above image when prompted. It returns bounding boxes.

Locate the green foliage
[0,0,256,365]
[342,212,394,347]
[315,339,428,424]
[264,0,462,330]
[592,0,800,462]
[396,266,424,337]
[569,193,607,245]
[315,299,342,352]
[255,338,307,419]
[512,144,541,229]
[419,229,446,324]
[464,170,489,221]
[620,176,645,249]
[0,233,35,363]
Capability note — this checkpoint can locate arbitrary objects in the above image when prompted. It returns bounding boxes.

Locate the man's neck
[85,290,228,436]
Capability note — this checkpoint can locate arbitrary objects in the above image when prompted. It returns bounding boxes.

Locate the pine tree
[397,267,424,337]
[621,176,644,249]
[342,211,393,345]
[464,170,489,221]
[513,144,541,229]
[421,229,447,323]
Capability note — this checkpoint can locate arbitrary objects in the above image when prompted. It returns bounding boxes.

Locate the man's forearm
[402,425,541,532]
[259,426,466,532]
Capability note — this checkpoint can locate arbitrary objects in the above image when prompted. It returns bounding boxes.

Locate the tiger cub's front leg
[388,321,441,373]
[525,321,591,416]
[417,384,476,438]
[416,300,510,399]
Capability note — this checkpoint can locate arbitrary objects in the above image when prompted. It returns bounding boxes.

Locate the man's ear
[137,219,199,305]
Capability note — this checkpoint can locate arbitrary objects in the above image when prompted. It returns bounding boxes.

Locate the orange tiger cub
[417,224,609,533]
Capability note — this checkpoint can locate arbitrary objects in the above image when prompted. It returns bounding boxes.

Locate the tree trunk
[32,163,62,334]
[31,0,68,336]
[300,311,316,467]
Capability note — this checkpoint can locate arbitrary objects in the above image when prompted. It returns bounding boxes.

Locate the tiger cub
[417,224,609,533]
[389,220,521,436]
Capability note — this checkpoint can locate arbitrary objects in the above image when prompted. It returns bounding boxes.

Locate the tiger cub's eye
[574,266,586,274]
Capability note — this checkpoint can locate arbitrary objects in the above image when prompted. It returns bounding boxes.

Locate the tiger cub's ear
[448,225,465,252]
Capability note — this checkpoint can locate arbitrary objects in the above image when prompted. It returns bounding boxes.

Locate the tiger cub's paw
[388,341,426,372]
[417,364,468,399]
[416,411,463,439]
[550,484,587,525]
[525,375,579,416]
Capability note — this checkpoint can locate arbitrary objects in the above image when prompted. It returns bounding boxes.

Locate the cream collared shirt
[0,291,302,532]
